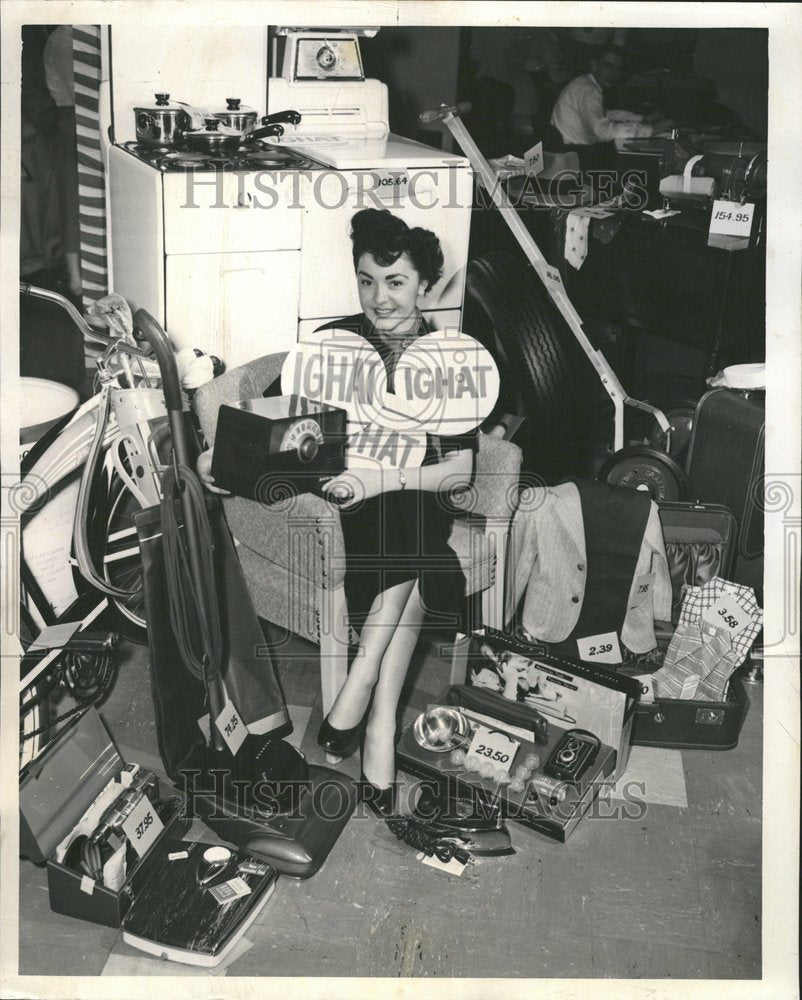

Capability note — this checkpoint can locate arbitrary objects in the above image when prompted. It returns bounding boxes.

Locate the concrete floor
[18,628,762,981]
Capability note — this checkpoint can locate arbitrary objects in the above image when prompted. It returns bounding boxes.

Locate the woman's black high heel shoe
[359,772,397,818]
[317,717,361,757]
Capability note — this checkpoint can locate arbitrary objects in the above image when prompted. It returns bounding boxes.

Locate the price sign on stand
[216,701,247,757]
[524,141,544,176]
[702,597,751,637]
[122,795,164,859]
[464,726,519,776]
[576,631,623,665]
[709,200,755,238]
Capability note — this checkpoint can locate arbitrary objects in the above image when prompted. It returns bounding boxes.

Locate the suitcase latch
[695,708,725,726]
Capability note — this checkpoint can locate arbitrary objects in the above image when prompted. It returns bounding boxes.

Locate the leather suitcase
[629,669,749,750]
[684,387,765,600]
[626,499,751,749]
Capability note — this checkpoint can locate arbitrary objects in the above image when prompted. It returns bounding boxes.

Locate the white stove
[105,26,473,369]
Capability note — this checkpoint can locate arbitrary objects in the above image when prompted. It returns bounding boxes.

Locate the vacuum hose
[159,465,223,686]
[73,388,141,599]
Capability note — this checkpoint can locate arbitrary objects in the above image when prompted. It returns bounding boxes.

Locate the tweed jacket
[504,481,672,654]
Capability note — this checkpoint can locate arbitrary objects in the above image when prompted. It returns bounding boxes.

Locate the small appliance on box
[19,708,189,928]
[211,394,347,501]
[396,629,641,843]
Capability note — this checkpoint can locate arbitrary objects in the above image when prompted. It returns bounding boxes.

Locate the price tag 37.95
[464,725,519,776]
[121,794,164,859]
[709,199,755,238]
[215,701,247,757]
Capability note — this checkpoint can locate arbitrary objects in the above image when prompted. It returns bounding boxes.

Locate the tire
[463,251,585,481]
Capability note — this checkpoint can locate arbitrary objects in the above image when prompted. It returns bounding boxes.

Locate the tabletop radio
[210,394,347,501]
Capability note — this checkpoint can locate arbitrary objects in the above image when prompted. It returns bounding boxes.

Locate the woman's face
[471,666,502,692]
[356,252,427,335]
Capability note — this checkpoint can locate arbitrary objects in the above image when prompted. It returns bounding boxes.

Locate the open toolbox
[396,629,641,843]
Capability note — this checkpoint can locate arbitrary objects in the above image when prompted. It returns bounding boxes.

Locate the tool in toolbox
[420,101,671,457]
[130,309,356,877]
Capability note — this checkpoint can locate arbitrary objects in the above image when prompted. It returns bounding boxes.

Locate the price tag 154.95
[464,725,520,776]
[121,794,164,859]
[702,596,751,637]
[215,701,247,757]
[709,199,755,238]
[576,631,623,664]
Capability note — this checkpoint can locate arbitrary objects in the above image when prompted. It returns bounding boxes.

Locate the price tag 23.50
[464,726,519,776]
[702,596,751,637]
[709,199,755,238]
[121,794,164,859]
[215,701,247,757]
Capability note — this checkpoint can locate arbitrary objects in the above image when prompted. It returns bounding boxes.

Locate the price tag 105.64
[464,725,519,776]
[215,701,247,757]
[709,199,755,238]
[702,596,751,637]
[121,794,164,859]
[576,631,623,664]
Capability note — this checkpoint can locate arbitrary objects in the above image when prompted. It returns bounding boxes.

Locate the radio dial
[280,418,325,463]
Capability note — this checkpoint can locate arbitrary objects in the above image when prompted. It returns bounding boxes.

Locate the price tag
[215,701,247,757]
[630,572,655,609]
[122,795,164,859]
[524,141,544,176]
[576,631,623,665]
[541,265,564,290]
[709,199,755,238]
[702,597,751,637]
[464,725,519,775]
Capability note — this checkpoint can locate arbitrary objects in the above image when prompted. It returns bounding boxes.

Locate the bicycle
[17,283,219,767]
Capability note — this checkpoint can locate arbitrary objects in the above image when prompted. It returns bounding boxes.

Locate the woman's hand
[196,448,231,495]
[320,469,386,510]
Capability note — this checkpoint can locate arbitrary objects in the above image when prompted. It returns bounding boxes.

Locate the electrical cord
[384,816,472,866]
[159,464,223,685]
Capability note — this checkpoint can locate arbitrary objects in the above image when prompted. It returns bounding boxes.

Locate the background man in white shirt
[550,45,672,168]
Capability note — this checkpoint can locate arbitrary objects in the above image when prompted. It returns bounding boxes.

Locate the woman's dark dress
[318,314,478,631]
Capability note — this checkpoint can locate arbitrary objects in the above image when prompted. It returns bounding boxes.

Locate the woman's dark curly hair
[350,209,444,293]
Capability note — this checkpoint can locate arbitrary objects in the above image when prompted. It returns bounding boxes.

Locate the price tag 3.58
[709,199,755,238]
[121,794,164,859]
[702,596,751,637]
[576,631,623,665]
[215,701,248,757]
[464,725,519,776]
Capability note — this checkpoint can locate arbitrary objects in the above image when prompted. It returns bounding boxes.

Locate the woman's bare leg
[362,582,426,788]
[325,579,416,731]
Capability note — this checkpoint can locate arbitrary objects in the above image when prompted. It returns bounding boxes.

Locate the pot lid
[216,97,257,114]
[186,117,242,137]
[134,92,187,111]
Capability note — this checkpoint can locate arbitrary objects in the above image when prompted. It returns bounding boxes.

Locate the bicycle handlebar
[133,309,183,414]
[19,282,113,345]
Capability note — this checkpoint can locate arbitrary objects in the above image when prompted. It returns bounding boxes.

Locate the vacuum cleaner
[132,310,356,878]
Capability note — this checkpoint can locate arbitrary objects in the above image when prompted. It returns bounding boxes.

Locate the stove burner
[122,140,323,172]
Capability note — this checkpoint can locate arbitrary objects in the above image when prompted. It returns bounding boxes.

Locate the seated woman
[199,208,477,817]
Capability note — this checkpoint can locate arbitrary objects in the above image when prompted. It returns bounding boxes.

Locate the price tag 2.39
[121,794,164,859]
[215,701,247,757]
[464,725,519,776]
[702,596,751,637]
[576,631,623,665]
[709,199,755,238]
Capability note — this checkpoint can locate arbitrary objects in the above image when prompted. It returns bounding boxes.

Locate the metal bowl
[412,706,471,753]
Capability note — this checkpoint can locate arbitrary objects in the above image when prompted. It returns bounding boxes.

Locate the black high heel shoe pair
[317,716,397,818]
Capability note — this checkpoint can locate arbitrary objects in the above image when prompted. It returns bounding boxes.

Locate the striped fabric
[72,25,108,307]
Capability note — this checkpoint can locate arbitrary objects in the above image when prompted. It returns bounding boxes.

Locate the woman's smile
[356,252,427,335]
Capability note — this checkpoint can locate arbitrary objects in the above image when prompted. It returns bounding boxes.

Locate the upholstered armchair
[193,353,522,720]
